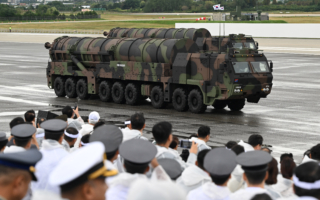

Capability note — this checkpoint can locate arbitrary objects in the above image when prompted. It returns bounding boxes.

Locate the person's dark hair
[226,141,237,149]
[93,121,105,130]
[106,149,118,161]
[45,132,63,141]
[281,157,296,179]
[245,170,267,185]
[198,126,210,138]
[310,144,320,161]
[9,117,25,129]
[81,134,90,144]
[294,162,320,198]
[210,174,230,186]
[169,136,179,149]
[231,145,245,155]
[64,127,78,143]
[197,149,210,170]
[62,106,73,118]
[248,134,263,147]
[188,134,198,139]
[266,158,278,185]
[180,149,189,162]
[250,193,272,200]
[14,137,31,148]
[280,153,293,162]
[152,122,172,145]
[24,110,35,123]
[124,160,149,174]
[304,149,311,158]
[130,113,145,130]
[0,139,8,150]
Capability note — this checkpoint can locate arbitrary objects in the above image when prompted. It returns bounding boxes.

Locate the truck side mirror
[269,61,273,72]
[256,42,259,48]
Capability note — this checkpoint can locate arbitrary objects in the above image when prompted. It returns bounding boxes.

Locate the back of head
[81,134,90,146]
[248,134,263,147]
[294,162,320,198]
[281,157,296,179]
[93,121,105,130]
[88,111,100,125]
[310,144,320,161]
[197,126,210,138]
[62,106,73,118]
[10,117,25,129]
[64,127,78,143]
[231,145,245,155]
[169,136,179,149]
[226,141,237,149]
[24,110,35,123]
[250,193,272,200]
[152,121,172,145]
[127,179,186,200]
[280,153,293,163]
[130,113,145,130]
[14,137,31,148]
[197,149,210,170]
[266,157,278,185]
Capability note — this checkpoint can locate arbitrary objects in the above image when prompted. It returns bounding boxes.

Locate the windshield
[233,43,243,49]
[233,62,250,73]
[244,42,256,49]
[251,61,270,73]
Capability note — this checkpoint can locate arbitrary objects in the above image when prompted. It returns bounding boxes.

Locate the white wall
[175,23,320,38]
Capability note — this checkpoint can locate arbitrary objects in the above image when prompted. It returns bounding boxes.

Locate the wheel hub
[177,96,181,104]
[79,85,84,93]
[154,93,159,101]
[128,91,133,98]
[192,97,197,106]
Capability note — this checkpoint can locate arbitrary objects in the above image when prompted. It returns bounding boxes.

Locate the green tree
[123,0,140,9]
[140,1,145,8]
[36,4,51,15]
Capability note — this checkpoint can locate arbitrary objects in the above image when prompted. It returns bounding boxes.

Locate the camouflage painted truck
[45,36,273,113]
[104,28,259,53]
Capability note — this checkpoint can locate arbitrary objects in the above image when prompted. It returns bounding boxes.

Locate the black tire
[112,82,125,104]
[76,79,91,100]
[228,99,245,111]
[188,89,207,113]
[172,88,188,112]
[54,77,66,97]
[99,81,112,102]
[65,78,77,98]
[150,86,166,109]
[213,100,227,110]
[125,83,141,105]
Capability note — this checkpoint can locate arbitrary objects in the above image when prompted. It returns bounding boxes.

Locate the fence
[0,15,101,22]
[0,28,104,35]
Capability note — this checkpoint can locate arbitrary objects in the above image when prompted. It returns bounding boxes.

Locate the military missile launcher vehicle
[104,28,259,53]
[45,36,273,113]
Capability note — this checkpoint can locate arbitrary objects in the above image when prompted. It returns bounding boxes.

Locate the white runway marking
[0,96,48,106]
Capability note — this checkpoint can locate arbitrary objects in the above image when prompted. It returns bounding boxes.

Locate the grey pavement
[0,38,319,162]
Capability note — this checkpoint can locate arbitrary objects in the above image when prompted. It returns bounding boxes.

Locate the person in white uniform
[63,127,80,152]
[157,158,183,180]
[152,121,197,170]
[189,126,211,153]
[187,148,237,200]
[89,125,124,183]
[49,142,117,200]
[226,150,273,200]
[31,119,69,194]
[106,139,171,200]
[176,149,212,193]
[228,145,246,192]
[121,113,148,142]
[4,124,36,153]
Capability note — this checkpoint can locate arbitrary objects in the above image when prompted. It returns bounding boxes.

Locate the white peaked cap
[127,179,186,200]
[49,142,117,187]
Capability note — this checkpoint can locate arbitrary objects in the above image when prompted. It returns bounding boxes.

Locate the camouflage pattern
[46,36,273,112]
[106,28,258,53]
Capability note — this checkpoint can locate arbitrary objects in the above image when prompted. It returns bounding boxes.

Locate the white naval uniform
[187,182,231,200]
[272,175,296,198]
[190,137,211,153]
[156,145,197,170]
[265,184,282,199]
[227,165,245,192]
[106,165,170,200]
[176,165,211,193]
[31,139,69,194]
[121,129,148,142]
[226,187,270,200]
[3,145,25,153]
[277,197,318,200]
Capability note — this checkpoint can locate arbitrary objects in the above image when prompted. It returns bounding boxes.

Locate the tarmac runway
[0,37,319,162]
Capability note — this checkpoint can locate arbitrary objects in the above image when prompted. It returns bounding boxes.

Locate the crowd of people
[0,106,319,200]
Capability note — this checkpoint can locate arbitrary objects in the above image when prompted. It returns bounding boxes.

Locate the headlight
[261,88,270,92]
[234,89,242,93]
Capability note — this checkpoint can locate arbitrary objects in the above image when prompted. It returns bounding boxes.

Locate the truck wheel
[65,78,77,98]
[213,100,227,110]
[228,99,245,111]
[172,88,188,112]
[125,83,141,105]
[150,86,166,109]
[112,82,125,104]
[76,79,91,100]
[54,77,66,97]
[99,81,112,102]
[188,89,207,113]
